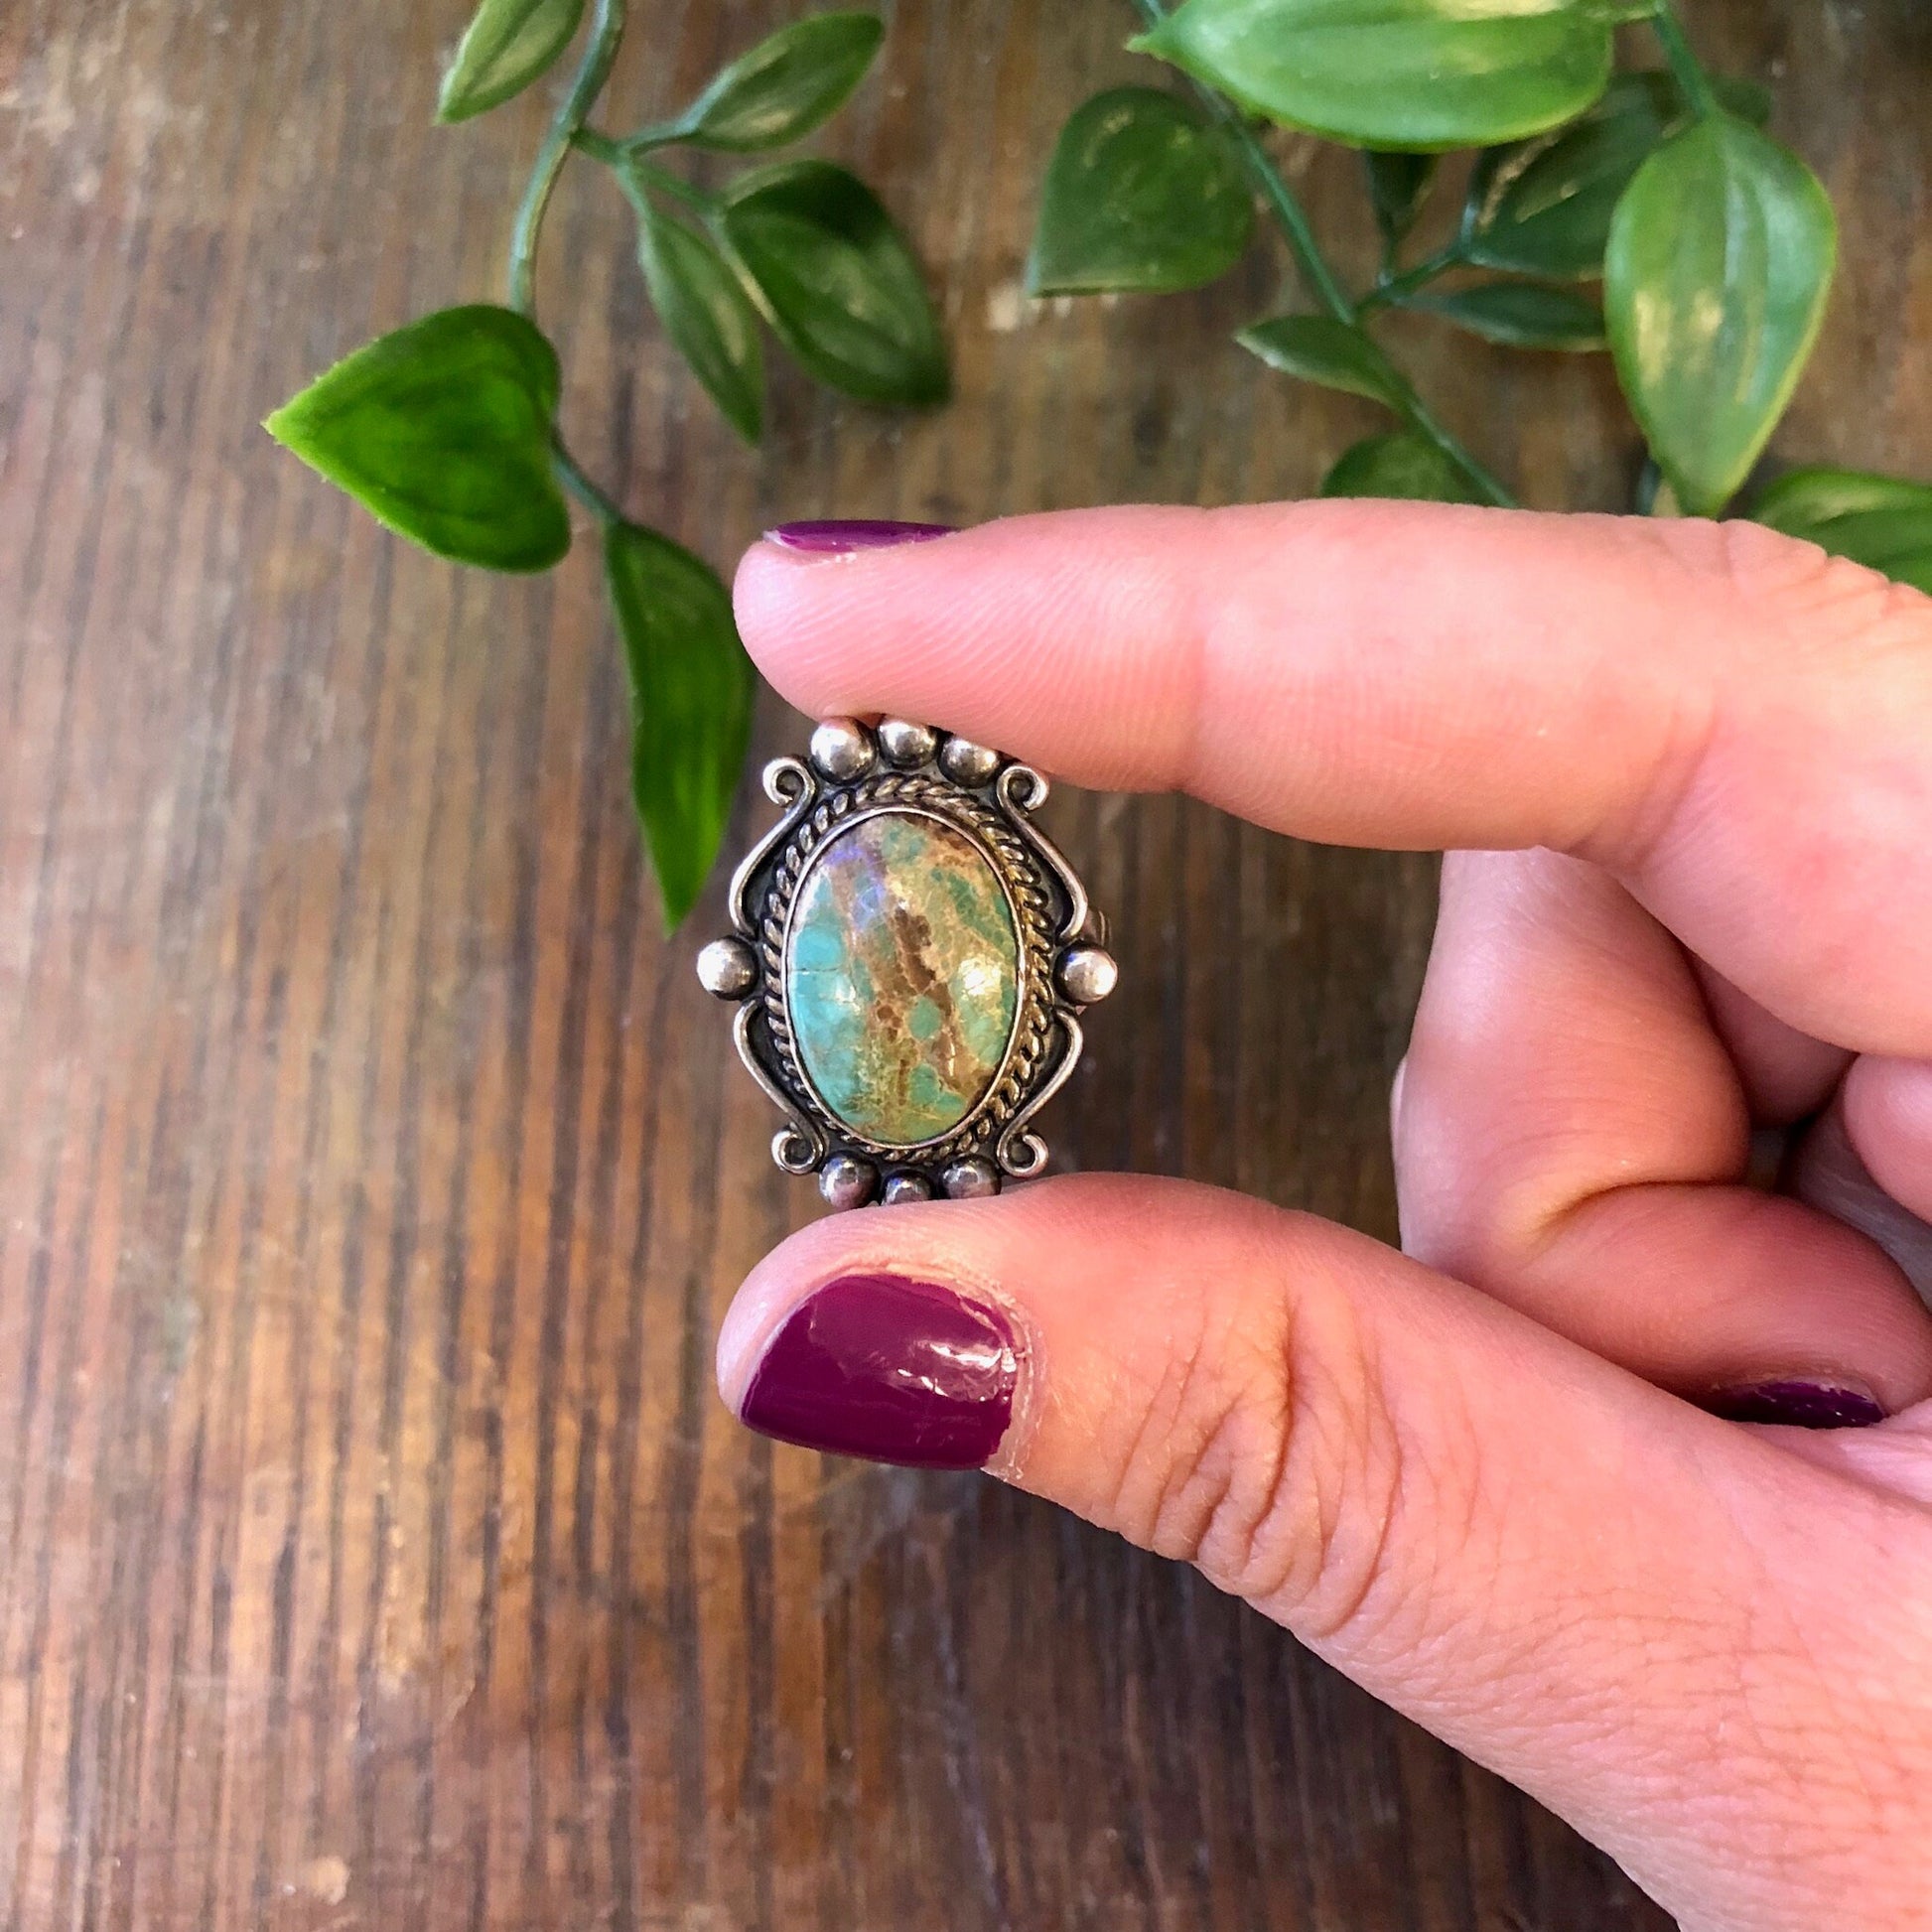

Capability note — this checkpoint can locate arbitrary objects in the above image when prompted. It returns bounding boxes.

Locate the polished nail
[1705,1380,1887,1429]
[739,1273,1018,1467]
[764,518,956,555]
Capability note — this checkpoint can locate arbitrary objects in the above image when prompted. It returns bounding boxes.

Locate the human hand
[717,504,1932,1931]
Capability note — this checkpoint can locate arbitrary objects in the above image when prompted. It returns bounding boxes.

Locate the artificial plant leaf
[436,0,585,123]
[1647,477,1684,518]
[1027,87,1253,295]
[265,305,571,572]
[603,522,756,928]
[1751,467,1932,530]
[1707,73,1773,128]
[1408,278,1605,348]
[1320,431,1479,501]
[1131,0,1614,152]
[1235,315,1402,408]
[671,12,885,152]
[1605,113,1836,516]
[719,160,948,407]
[1633,460,1683,518]
[1750,468,1932,595]
[1463,69,1771,279]
[634,198,765,443]
[1365,151,1436,250]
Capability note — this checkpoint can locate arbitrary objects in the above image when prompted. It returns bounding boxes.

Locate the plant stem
[508,0,629,316]
[1360,242,1464,316]
[1215,106,1358,325]
[1651,4,1718,118]
[503,0,630,530]
[575,132,719,218]
[615,120,683,156]
[572,125,626,168]
[553,433,625,528]
[1126,0,1513,506]
[1127,0,1351,322]
[629,158,718,215]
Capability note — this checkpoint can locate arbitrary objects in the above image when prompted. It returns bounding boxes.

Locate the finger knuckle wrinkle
[1663,514,1932,646]
[1760,544,1932,642]
[1281,1325,1420,1647]
[1109,1300,1291,1587]
[1644,513,1819,600]
[1105,1244,1411,1642]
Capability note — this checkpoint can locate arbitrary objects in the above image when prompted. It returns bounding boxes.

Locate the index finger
[734,502,1932,1054]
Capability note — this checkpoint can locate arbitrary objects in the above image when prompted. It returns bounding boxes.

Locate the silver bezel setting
[700,719,1115,1209]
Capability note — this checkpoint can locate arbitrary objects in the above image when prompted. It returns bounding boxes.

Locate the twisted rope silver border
[748,773,1059,1173]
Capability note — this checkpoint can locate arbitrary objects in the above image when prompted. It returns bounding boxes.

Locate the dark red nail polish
[1705,1380,1887,1429]
[738,1274,1019,1467]
[764,518,956,555]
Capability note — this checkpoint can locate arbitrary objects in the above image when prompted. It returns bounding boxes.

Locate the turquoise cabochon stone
[784,811,1021,1148]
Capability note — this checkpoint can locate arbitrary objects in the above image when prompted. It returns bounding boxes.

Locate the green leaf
[1710,74,1774,129]
[634,198,764,443]
[1750,468,1932,595]
[1605,113,1836,516]
[436,0,585,123]
[1463,69,1770,279]
[1320,431,1480,501]
[603,522,756,928]
[670,12,884,152]
[1027,87,1253,296]
[1408,278,1605,348]
[1633,460,1683,518]
[1235,315,1402,408]
[264,306,571,572]
[719,161,948,407]
[1365,151,1436,250]
[1647,476,1684,518]
[1131,0,1614,152]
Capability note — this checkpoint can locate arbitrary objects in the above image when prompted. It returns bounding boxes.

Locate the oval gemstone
[784,811,1020,1147]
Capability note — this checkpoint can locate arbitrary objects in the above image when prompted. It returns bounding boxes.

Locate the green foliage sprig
[268,1,1932,930]
[1032,0,1932,534]
[267,2,948,926]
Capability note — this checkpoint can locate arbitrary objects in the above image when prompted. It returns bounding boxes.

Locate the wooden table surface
[5,2,1929,1926]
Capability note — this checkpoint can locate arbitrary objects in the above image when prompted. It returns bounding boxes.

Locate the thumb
[716,1174,1932,1931]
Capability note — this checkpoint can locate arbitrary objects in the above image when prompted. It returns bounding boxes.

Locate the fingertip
[712,1174,1252,1454]
[730,522,993,714]
[730,539,805,691]
[713,1196,1037,1471]
[712,1204,848,1412]
[712,1243,782,1417]
[713,1195,1018,1419]
[1843,1055,1932,1224]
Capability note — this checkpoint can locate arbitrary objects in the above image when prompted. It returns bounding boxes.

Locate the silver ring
[697,717,1117,1210]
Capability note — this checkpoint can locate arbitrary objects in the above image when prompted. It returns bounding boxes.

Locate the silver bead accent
[881,1172,934,1206]
[695,936,759,1000]
[940,1156,1000,1200]
[877,717,938,768]
[1055,943,1118,1007]
[809,717,877,782]
[937,735,1002,786]
[818,1154,878,1210]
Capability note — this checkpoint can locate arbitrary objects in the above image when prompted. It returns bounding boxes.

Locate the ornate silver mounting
[696,717,1116,1210]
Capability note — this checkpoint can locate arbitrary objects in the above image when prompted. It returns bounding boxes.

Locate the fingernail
[763,518,956,555]
[1705,1380,1887,1429]
[738,1273,1019,1468]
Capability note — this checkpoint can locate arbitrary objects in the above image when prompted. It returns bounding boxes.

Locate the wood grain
[3,1,1927,1926]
